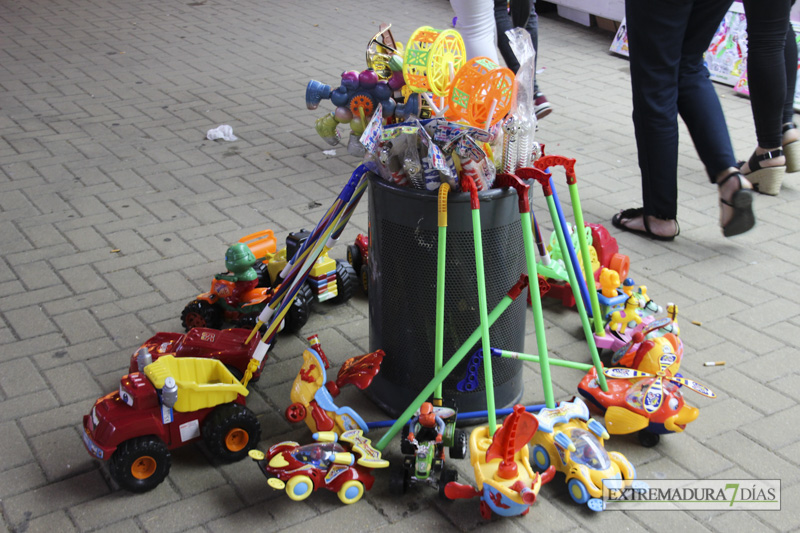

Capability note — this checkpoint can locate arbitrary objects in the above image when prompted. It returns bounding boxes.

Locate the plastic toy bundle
[360,109,501,192]
[501,28,537,173]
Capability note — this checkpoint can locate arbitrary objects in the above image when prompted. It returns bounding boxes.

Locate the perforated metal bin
[365,173,526,417]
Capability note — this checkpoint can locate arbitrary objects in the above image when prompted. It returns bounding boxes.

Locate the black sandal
[611,207,680,242]
[739,148,785,196]
[718,171,755,237]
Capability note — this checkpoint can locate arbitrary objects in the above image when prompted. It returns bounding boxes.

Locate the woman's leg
[677,0,739,180]
[451,0,499,63]
[741,0,792,150]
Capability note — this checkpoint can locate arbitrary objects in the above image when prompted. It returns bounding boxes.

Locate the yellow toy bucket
[145,355,248,412]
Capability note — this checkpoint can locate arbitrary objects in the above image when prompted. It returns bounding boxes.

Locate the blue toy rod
[550,182,592,317]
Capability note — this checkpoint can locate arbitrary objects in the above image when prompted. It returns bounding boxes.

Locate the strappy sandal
[718,171,755,237]
[740,148,785,196]
[783,123,800,173]
[611,207,680,242]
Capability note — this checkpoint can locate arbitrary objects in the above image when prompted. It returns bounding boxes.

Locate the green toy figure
[215,243,259,307]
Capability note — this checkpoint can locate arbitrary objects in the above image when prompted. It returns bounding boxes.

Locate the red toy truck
[83,354,261,492]
[128,327,263,382]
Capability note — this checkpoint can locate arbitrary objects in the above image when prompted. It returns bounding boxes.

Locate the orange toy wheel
[131,456,157,480]
[224,428,250,452]
[608,253,630,280]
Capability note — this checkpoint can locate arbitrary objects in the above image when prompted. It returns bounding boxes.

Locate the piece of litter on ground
[206,124,237,141]
[323,149,337,156]
[691,320,702,326]
[110,249,120,253]
[704,361,725,367]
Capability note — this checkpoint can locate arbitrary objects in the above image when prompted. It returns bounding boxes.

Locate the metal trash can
[365,173,526,417]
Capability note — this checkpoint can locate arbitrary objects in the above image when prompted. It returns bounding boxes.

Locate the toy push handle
[494,173,530,213]
[460,173,480,209]
[516,166,553,195]
[438,183,450,227]
[534,155,577,184]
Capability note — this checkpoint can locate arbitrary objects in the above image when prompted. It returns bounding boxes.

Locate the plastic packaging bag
[206,125,238,141]
[502,28,537,171]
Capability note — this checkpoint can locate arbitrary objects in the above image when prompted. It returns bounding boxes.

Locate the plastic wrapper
[502,28,537,172]
[403,135,425,189]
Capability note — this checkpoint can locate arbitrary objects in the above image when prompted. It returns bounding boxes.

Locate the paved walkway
[1,0,798,531]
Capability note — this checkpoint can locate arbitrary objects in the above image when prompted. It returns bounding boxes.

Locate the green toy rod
[374,275,530,451]
[522,167,608,392]
[536,156,605,336]
[493,171,555,408]
[493,348,595,371]
[461,174,498,435]
[434,183,450,403]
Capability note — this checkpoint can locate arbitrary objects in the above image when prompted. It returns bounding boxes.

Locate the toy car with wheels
[445,405,556,519]
[181,275,281,333]
[346,233,369,295]
[127,327,263,383]
[249,429,389,505]
[180,240,302,334]
[529,398,643,511]
[391,404,467,499]
[578,343,715,447]
[285,336,385,435]
[82,354,260,492]
[239,228,358,330]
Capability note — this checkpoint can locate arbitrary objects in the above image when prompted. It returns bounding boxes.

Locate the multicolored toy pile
[79,21,717,522]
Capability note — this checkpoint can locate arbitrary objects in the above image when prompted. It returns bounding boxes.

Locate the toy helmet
[419,402,435,427]
[224,243,256,273]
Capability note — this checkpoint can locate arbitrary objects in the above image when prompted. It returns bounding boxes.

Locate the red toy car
[128,327,263,382]
[250,429,389,505]
[83,354,260,492]
[537,223,630,308]
[346,233,369,295]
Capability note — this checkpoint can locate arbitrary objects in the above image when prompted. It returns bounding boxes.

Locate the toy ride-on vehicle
[529,398,642,512]
[127,327,263,382]
[537,223,630,309]
[240,228,358,330]
[249,429,389,505]
[181,242,303,333]
[284,336,385,435]
[579,336,715,447]
[82,353,261,492]
[445,405,556,519]
[391,402,467,499]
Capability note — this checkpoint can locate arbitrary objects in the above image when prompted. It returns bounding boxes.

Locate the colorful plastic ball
[373,81,392,101]
[330,86,349,107]
[334,106,354,123]
[381,98,397,117]
[341,71,359,89]
[350,118,366,136]
[358,69,378,89]
[388,71,405,91]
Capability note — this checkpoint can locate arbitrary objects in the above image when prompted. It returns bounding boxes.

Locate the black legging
[741,0,795,148]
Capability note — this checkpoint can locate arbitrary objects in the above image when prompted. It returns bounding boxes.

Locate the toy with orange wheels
[403,26,466,97]
[444,57,515,129]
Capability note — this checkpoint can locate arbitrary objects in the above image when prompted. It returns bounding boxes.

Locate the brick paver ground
[1,0,798,531]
